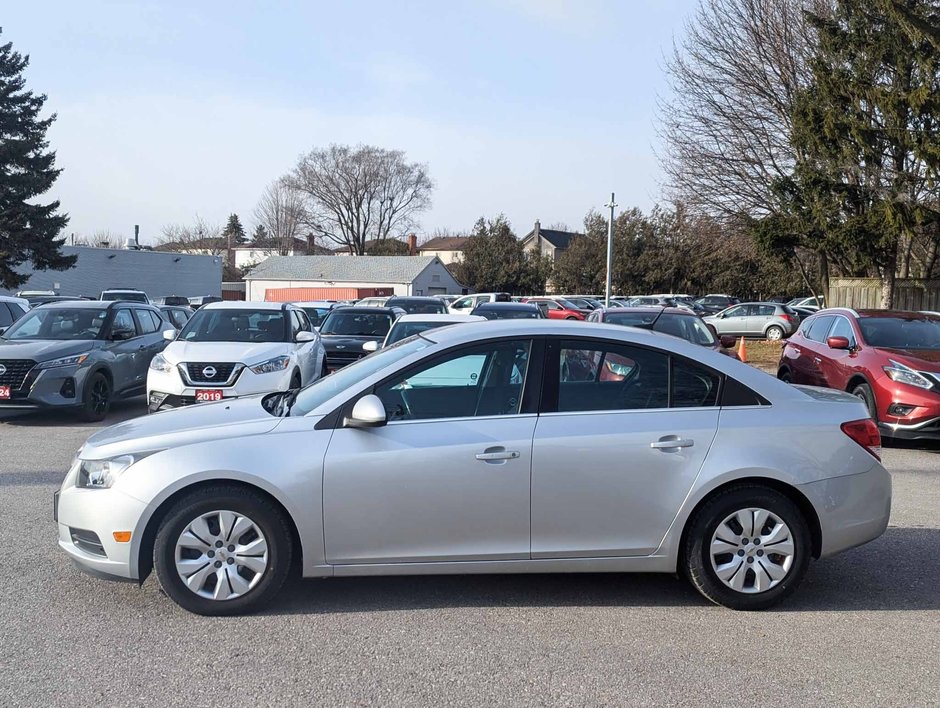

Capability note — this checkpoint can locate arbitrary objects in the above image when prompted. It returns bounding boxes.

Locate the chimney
[408,233,417,256]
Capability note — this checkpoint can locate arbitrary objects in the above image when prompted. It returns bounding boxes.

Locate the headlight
[149,353,174,373]
[37,353,89,369]
[883,360,934,390]
[249,356,291,374]
[77,455,137,489]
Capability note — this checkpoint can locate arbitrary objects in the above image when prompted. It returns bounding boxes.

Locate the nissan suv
[778,308,940,441]
[0,301,172,420]
[147,302,325,412]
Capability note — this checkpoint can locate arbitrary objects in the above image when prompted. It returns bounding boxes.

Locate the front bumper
[798,462,892,558]
[147,364,293,412]
[872,374,940,440]
[0,364,90,410]
[56,482,150,581]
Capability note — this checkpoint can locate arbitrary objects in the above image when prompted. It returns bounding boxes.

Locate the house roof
[245,255,445,284]
[522,228,580,250]
[419,236,470,251]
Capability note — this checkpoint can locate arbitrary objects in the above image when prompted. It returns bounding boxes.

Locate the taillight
[780,314,793,321]
[841,419,881,460]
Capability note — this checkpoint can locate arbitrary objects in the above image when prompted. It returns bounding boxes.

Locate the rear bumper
[799,463,892,558]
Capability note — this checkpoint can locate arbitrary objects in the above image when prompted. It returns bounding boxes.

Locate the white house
[417,236,470,265]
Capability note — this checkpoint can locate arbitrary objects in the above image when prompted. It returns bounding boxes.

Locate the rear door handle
[476,449,520,461]
[650,438,694,450]
[814,357,821,363]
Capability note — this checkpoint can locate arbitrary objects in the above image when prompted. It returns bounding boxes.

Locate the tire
[777,368,792,384]
[851,382,878,421]
[153,485,294,616]
[765,325,784,341]
[79,372,112,422]
[683,485,811,610]
[320,361,329,379]
[290,371,302,389]
[565,316,578,320]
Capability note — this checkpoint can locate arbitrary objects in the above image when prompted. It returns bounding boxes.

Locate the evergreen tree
[222,213,248,247]
[250,224,269,246]
[454,216,550,294]
[0,30,74,288]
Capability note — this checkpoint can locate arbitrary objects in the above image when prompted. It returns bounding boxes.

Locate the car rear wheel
[851,383,878,421]
[765,325,784,341]
[683,485,810,610]
[154,485,294,616]
[79,372,111,422]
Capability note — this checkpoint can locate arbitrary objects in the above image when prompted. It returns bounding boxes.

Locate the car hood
[81,395,282,460]
[0,339,98,361]
[321,334,382,351]
[162,341,288,366]
[876,348,940,369]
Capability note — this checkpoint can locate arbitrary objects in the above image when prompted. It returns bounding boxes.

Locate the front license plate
[195,389,223,402]
[0,385,10,399]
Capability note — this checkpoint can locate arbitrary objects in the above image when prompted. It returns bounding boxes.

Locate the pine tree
[222,213,248,247]
[0,30,74,288]
[250,224,270,246]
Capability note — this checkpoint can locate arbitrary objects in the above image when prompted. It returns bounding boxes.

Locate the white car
[147,301,325,413]
[100,288,150,303]
[448,292,512,314]
[0,295,30,333]
[365,313,486,351]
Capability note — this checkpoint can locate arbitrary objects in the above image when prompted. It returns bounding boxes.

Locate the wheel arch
[136,479,303,584]
[677,477,823,567]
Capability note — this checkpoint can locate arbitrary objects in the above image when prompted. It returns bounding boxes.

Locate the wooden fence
[829,277,940,311]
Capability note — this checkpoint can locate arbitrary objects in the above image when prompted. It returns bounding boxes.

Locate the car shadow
[0,397,146,428]
[884,438,940,454]
[263,526,940,616]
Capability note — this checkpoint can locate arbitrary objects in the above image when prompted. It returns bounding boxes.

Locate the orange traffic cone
[737,336,747,362]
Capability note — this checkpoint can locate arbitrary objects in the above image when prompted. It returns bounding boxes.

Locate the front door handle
[650,438,694,450]
[475,449,520,461]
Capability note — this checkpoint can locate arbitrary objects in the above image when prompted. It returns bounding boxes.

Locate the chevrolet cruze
[56,320,891,615]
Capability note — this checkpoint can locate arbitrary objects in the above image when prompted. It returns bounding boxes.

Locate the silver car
[55,320,890,615]
[704,302,800,340]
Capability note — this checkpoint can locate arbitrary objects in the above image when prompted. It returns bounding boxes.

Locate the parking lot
[0,399,937,707]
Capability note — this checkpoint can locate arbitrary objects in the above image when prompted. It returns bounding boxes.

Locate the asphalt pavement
[1,399,938,707]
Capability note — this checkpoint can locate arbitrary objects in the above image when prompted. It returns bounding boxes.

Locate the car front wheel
[851,382,878,421]
[684,485,811,610]
[154,485,294,615]
[79,372,111,422]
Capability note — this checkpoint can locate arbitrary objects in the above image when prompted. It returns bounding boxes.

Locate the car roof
[200,301,292,311]
[853,309,938,320]
[394,314,486,323]
[386,296,442,301]
[329,306,399,314]
[603,306,694,316]
[32,300,144,309]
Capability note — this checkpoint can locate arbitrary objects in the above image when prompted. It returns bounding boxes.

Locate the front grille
[0,359,36,390]
[185,362,238,384]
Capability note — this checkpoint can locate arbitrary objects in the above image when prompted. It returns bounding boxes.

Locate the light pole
[605,192,617,307]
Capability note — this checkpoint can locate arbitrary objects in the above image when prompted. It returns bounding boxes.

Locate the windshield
[859,316,940,350]
[386,321,454,345]
[101,292,148,302]
[289,337,430,416]
[321,311,392,336]
[653,314,717,346]
[477,309,540,320]
[390,300,447,314]
[2,307,108,340]
[558,299,582,310]
[178,309,288,343]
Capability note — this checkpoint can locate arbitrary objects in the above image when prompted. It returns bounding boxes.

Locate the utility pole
[605,192,617,307]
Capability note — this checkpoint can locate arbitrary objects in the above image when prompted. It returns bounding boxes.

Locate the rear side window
[755,305,775,316]
[671,359,721,408]
[806,316,835,342]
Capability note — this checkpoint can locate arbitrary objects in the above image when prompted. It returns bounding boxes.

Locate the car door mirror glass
[345,394,387,428]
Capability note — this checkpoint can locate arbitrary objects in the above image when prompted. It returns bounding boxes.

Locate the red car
[778,308,940,441]
[522,297,590,320]
[588,306,739,357]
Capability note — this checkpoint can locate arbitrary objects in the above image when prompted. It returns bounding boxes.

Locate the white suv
[147,301,325,412]
[448,292,511,314]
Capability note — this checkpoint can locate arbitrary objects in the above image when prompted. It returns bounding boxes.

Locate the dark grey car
[0,301,173,420]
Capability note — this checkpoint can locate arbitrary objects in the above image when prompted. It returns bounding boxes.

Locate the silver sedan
[55,320,890,615]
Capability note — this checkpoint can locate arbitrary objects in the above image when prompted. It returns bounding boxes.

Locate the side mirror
[295,330,316,343]
[827,335,851,350]
[719,335,737,349]
[0,327,6,336]
[162,329,176,341]
[344,394,387,429]
[362,340,379,353]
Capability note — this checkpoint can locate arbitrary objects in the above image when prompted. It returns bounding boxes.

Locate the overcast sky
[5,0,699,244]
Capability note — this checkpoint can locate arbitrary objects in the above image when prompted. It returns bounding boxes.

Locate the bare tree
[72,230,120,248]
[154,216,224,254]
[659,0,830,219]
[252,178,308,255]
[287,144,433,255]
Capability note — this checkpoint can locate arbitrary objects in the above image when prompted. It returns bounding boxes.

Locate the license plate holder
[195,389,223,402]
[0,385,10,399]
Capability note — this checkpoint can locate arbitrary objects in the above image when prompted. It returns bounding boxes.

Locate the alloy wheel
[174,510,269,601]
[766,326,783,341]
[90,378,110,414]
[709,508,794,594]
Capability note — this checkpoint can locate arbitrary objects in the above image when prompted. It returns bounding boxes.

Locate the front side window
[320,311,392,336]
[375,340,531,421]
[179,309,288,343]
[111,309,138,337]
[167,309,189,329]
[556,340,668,412]
[828,317,856,346]
[452,297,474,309]
[723,306,745,318]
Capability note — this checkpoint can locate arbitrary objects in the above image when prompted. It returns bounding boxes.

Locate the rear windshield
[386,320,451,345]
[859,316,940,350]
[179,309,288,343]
[475,308,540,320]
[101,291,148,303]
[604,312,659,328]
[321,311,393,336]
[389,300,448,314]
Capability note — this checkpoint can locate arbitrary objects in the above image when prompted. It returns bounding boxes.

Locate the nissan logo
[202,366,217,379]
[0,364,6,376]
